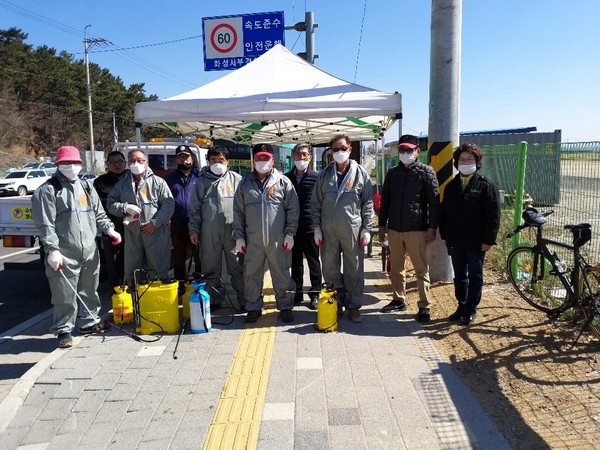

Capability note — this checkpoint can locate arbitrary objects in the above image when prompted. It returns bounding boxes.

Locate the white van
[111,140,209,178]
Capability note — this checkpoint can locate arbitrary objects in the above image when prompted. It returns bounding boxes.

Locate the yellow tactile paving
[202,274,277,450]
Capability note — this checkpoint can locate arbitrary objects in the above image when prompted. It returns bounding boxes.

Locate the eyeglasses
[128,159,146,164]
[332,146,350,152]
[108,160,125,166]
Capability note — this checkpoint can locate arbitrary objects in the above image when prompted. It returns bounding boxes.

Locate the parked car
[8,161,56,174]
[0,169,50,196]
[78,173,96,181]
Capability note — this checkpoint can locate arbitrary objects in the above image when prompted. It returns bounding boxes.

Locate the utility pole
[427,0,462,282]
[83,25,111,172]
[285,11,318,63]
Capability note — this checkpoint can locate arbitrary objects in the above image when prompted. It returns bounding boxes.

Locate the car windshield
[21,163,38,169]
[6,171,27,179]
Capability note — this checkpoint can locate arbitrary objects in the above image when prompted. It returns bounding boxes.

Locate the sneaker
[348,308,362,323]
[448,305,465,321]
[78,320,111,335]
[293,292,303,305]
[58,332,73,348]
[308,296,319,310]
[245,309,262,323]
[416,308,431,323]
[461,310,477,326]
[381,299,407,313]
[280,310,294,323]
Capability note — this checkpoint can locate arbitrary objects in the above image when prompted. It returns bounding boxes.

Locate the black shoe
[308,296,318,310]
[416,308,431,323]
[280,310,294,323]
[58,332,73,348]
[448,305,465,321]
[381,300,407,313]
[461,311,477,325]
[245,309,262,323]
[78,320,111,335]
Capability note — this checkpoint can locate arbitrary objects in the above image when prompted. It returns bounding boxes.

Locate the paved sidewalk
[0,256,510,449]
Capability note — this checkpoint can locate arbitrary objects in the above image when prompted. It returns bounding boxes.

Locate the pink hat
[397,142,417,150]
[55,146,83,164]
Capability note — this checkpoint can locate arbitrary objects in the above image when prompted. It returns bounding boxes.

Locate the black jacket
[93,171,125,233]
[379,161,440,232]
[439,172,501,250]
[285,168,318,234]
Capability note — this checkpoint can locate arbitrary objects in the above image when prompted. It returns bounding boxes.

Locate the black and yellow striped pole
[428,141,454,202]
[427,140,455,283]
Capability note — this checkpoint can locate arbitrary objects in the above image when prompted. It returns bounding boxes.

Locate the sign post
[203,11,285,71]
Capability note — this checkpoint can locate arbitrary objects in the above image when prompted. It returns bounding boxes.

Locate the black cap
[252,143,274,157]
[175,145,192,156]
[399,134,419,146]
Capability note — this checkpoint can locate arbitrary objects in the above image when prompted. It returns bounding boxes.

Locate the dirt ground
[419,267,600,449]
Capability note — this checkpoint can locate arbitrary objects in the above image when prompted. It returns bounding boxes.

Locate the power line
[354,0,368,83]
[86,35,202,54]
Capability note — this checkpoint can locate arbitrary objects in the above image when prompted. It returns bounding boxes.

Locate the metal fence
[478,141,600,264]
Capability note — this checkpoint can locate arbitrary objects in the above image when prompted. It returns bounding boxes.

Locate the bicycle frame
[528,225,587,315]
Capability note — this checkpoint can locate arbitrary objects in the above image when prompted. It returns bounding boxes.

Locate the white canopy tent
[134,45,402,145]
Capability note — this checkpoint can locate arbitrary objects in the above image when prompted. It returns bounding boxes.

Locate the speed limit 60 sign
[202,11,285,71]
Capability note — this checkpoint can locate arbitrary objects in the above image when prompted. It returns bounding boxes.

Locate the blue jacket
[164,169,200,226]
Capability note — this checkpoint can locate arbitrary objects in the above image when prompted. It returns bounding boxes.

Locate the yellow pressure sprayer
[316,282,338,332]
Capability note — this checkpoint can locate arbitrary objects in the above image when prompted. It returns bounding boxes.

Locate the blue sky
[1,0,598,142]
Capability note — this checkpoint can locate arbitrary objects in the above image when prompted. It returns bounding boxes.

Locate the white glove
[314,228,323,248]
[48,250,64,271]
[283,235,294,253]
[107,228,122,245]
[360,230,371,248]
[235,238,247,255]
[125,204,142,216]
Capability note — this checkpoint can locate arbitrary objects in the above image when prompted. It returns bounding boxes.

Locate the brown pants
[387,229,431,309]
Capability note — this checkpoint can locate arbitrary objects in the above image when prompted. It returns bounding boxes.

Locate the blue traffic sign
[202,11,285,71]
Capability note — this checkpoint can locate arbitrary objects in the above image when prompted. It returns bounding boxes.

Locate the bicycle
[506,207,600,345]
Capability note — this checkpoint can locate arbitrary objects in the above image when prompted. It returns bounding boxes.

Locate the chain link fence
[479,142,600,265]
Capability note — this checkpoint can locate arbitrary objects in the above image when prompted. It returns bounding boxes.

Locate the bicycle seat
[522,207,547,226]
[565,223,592,247]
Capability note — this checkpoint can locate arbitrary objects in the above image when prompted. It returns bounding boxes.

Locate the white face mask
[458,164,477,176]
[129,162,145,175]
[255,161,271,174]
[398,152,416,166]
[210,163,227,176]
[294,160,309,171]
[58,164,82,180]
[333,150,350,164]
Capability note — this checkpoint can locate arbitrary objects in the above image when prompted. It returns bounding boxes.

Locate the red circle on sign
[210,23,238,54]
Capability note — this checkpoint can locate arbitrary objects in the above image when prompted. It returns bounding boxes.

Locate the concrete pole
[84,25,95,171]
[427,0,462,282]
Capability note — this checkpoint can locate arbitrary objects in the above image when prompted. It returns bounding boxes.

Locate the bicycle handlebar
[505,209,555,239]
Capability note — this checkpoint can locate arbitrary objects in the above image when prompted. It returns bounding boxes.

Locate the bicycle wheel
[580,267,600,337]
[507,246,566,314]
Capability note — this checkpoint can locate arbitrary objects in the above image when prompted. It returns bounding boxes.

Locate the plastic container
[189,280,211,334]
[181,281,194,320]
[317,282,337,332]
[111,285,133,325]
[136,279,180,334]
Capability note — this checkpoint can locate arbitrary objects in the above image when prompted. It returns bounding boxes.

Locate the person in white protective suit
[189,146,244,309]
[32,146,122,348]
[311,134,374,324]
[232,143,300,324]
[108,149,175,285]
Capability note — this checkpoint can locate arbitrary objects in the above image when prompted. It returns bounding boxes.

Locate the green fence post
[512,141,528,249]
